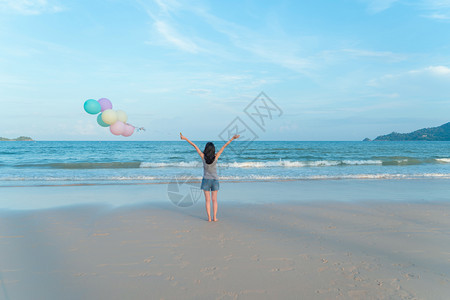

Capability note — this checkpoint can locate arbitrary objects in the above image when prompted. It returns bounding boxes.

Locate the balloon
[84,99,101,114]
[98,98,112,112]
[110,121,125,135]
[116,110,128,123]
[101,109,118,125]
[97,113,109,127]
[122,124,135,137]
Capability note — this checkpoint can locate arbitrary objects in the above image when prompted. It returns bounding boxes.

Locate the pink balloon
[98,98,112,112]
[122,124,135,137]
[110,121,125,135]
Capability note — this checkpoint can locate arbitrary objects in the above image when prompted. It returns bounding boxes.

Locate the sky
[0,0,449,141]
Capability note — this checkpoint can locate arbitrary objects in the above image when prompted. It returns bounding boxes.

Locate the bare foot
[208,218,212,222]
[213,218,218,222]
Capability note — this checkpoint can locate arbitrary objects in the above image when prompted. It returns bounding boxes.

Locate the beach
[1,180,449,299]
[3,0,450,297]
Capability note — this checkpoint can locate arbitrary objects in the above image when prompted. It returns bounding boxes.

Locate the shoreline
[1,178,450,211]
[1,174,450,189]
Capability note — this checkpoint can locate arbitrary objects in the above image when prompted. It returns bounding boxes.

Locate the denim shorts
[201,178,220,191]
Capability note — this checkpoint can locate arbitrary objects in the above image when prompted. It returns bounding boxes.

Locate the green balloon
[97,113,110,127]
[84,99,101,114]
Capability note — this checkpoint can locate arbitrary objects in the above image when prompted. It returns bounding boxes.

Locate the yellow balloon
[116,110,128,123]
[101,109,118,125]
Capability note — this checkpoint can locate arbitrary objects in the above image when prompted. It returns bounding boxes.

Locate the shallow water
[0,141,449,186]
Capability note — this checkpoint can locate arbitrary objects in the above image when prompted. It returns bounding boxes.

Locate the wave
[143,159,383,168]
[219,173,450,180]
[221,160,384,168]
[1,173,450,185]
[436,158,450,163]
[140,161,201,168]
[17,162,143,169]
[9,157,450,170]
[374,156,450,165]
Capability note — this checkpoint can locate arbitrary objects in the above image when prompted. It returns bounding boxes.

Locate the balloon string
[131,126,145,132]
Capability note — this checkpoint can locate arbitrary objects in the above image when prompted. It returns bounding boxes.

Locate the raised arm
[215,134,240,161]
[180,132,204,159]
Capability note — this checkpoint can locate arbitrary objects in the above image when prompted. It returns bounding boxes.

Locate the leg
[204,190,211,222]
[211,190,218,221]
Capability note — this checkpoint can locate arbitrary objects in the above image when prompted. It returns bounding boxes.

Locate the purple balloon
[110,121,125,135]
[98,98,112,112]
[122,124,135,137]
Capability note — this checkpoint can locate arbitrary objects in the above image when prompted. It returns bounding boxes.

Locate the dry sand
[1,195,449,299]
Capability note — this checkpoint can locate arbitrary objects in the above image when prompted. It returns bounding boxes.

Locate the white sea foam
[2,173,450,186]
[138,159,385,169]
[215,173,450,180]
[342,160,383,165]
[436,158,450,163]
[223,159,384,168]
[140,161,201,168]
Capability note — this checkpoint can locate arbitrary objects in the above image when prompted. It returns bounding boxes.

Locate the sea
[0,141,449,187]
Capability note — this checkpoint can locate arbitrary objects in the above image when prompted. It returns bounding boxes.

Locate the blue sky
[0,0,449,141]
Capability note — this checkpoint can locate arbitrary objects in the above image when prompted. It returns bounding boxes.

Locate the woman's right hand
[180,132,185,140]
[232,134,240,140]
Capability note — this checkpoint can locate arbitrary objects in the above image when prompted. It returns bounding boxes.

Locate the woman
[180,133,240,222]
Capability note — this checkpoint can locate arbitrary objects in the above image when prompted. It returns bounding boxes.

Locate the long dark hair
[203,142,216,164]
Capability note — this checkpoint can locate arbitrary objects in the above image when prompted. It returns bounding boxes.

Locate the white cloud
[187,88,211,95]
[369,65,450,86]
[366,65,450,106]
[0,0,63,15]
[140,1,314,73]
[424,65,450,75]
[144,1,409,76]
[195,10,314,74]
[140,0,207,54]
[153,0,181,13]
[153,20,201,53]
[341,48,407,62]
[362,0,399,13]
[418,0,450,20]
[423,0,450,9]
[423,12,450,19]
[407,65,450,76]
[361,0,450,18]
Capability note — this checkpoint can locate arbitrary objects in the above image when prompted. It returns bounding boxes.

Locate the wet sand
[0,181,449,299]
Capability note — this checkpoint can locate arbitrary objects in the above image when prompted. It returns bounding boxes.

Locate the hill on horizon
[0,136,34,141]
[367,122,450,141]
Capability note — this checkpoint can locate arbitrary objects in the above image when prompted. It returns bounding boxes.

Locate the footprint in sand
[239,289,267,296]
[129,272,163,278]
[200,266,217,276]
[251,254,260,262]
[266,257,295,272]
[271,266,294,272]
[144,257,153,263]
[92,233,110,237]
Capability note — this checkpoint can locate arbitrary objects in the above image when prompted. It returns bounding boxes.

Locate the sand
[0,180,449,299]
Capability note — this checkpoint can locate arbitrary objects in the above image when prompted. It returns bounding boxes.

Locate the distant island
[363,122,450,141]
[0,136,34,141]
